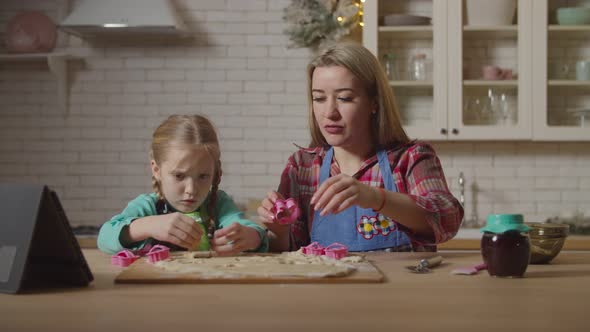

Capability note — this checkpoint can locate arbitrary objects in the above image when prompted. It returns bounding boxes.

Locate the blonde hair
[306,42,410,148]
[151,115,222,231]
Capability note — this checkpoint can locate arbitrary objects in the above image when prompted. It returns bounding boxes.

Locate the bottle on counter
[480,214,530,277]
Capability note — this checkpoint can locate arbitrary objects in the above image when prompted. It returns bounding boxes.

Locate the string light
[357,0,364,28]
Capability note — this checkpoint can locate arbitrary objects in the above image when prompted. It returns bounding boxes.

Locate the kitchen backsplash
[0,0,588,227]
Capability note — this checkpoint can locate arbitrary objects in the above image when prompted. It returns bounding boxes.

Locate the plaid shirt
[278,142,463,252]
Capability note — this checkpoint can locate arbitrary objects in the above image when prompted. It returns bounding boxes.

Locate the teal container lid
[480,214,530,234]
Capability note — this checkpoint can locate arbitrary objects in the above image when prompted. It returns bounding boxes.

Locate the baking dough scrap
[154,250,364,279]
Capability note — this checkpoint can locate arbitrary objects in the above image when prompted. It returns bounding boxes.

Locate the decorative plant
[283,0,363,50]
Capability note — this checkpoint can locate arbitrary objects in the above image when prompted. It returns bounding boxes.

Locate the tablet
[0,183,93,293]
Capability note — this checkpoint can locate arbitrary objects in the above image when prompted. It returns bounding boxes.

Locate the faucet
[458,172,481,227]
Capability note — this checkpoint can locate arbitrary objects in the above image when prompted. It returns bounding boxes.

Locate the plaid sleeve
[278,152,310,251]
[402,143,463,245]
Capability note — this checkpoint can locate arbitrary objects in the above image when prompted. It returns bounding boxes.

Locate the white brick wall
[0,0,588,229]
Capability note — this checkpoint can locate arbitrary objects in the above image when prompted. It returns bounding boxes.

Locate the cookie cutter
[112,244,171,267]
[324,243,348,260]
[272,198,300,225]
[111,249,139,267]
[146,244,170,263]
[301,242,349,260]
[301,241,325,256]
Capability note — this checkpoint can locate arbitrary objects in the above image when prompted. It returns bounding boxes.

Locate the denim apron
[310,147,411,251]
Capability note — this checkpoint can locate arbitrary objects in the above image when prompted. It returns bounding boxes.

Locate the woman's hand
[137,212,203,250]
[212,223,261,255]
[257,191,290,234]
[310,174,380,216]
[257,191,292,252]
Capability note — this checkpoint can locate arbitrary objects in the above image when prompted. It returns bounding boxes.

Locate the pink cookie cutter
[324,243,348,260]
[302,241,325,256]
[146,244,170,263]
[302,242,349,260]
[272,198,300,225]
[111,249,139,267]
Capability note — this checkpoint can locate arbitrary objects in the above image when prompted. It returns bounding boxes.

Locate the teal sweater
[98,191,268,254]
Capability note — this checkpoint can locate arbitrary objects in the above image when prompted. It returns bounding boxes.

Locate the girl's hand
[310,174,380,216]
[212,223,261,255]
[148,212,203,250]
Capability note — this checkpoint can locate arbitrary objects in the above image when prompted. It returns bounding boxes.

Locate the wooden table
[1,250,589,331]
[76,235,590,250]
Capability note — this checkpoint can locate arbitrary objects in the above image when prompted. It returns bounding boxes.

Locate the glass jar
[480,214,530,277]
[382,53,398,81]
[408,53,429,81]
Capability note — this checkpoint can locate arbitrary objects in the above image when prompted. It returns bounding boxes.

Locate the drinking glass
[498,92,517,126]
[463,95,482,125]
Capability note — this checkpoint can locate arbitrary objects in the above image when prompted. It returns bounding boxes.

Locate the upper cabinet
[448,0,533,141]
[363,0,590,141]
[364,0,447,140]
[532,0,590,141]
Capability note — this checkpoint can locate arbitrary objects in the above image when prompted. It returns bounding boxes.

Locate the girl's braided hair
[150,114,222,237]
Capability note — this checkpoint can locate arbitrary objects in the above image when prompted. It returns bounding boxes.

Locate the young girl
[257,42,463,252]
[98,115,268,255]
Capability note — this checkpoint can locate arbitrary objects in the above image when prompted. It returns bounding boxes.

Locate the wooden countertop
[76,234,590,250]
[1,250,589,331]
[439,235,590,250]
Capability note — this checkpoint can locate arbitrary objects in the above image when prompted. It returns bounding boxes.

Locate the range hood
[59,0,188,37]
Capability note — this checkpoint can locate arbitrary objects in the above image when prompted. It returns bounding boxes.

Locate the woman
[258,42,463,252]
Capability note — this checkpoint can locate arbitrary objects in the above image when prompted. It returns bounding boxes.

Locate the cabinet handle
[440,128,447,135]
[452,128,459,135]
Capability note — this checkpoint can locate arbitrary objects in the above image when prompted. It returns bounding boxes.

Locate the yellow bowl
[526,222,569,264]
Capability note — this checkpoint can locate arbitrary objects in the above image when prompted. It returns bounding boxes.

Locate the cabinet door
[363,0,448,140]
[532,0,590,141]
[447,0,532,140]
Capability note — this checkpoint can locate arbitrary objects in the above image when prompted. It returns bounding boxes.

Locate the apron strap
[319,147,334,183]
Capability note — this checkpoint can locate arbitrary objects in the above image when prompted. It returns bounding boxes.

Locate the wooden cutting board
[115,254,385,284]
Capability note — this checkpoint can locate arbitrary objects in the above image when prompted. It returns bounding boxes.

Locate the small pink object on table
[301,242,349,260]
[450,262,487,275]
[111,250,139,267]
[324,243,348,260]
[301,242,326,256]
[272,198,300,225]
[146,245,170,263]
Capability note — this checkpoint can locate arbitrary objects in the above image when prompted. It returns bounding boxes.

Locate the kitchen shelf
[548,80,590,87]
[378,26,433,38]
[463,80,518,87]
[463,25,518,38]
[548,25,590,34]
[0,52,78,114]
[389,80,433,87]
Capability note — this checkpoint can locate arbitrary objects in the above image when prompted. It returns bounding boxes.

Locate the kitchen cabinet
[532,0,590,140]
[363,0,589,141]
[363,0,448,140]
[448,0,533,140]
[0,52,78,114]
